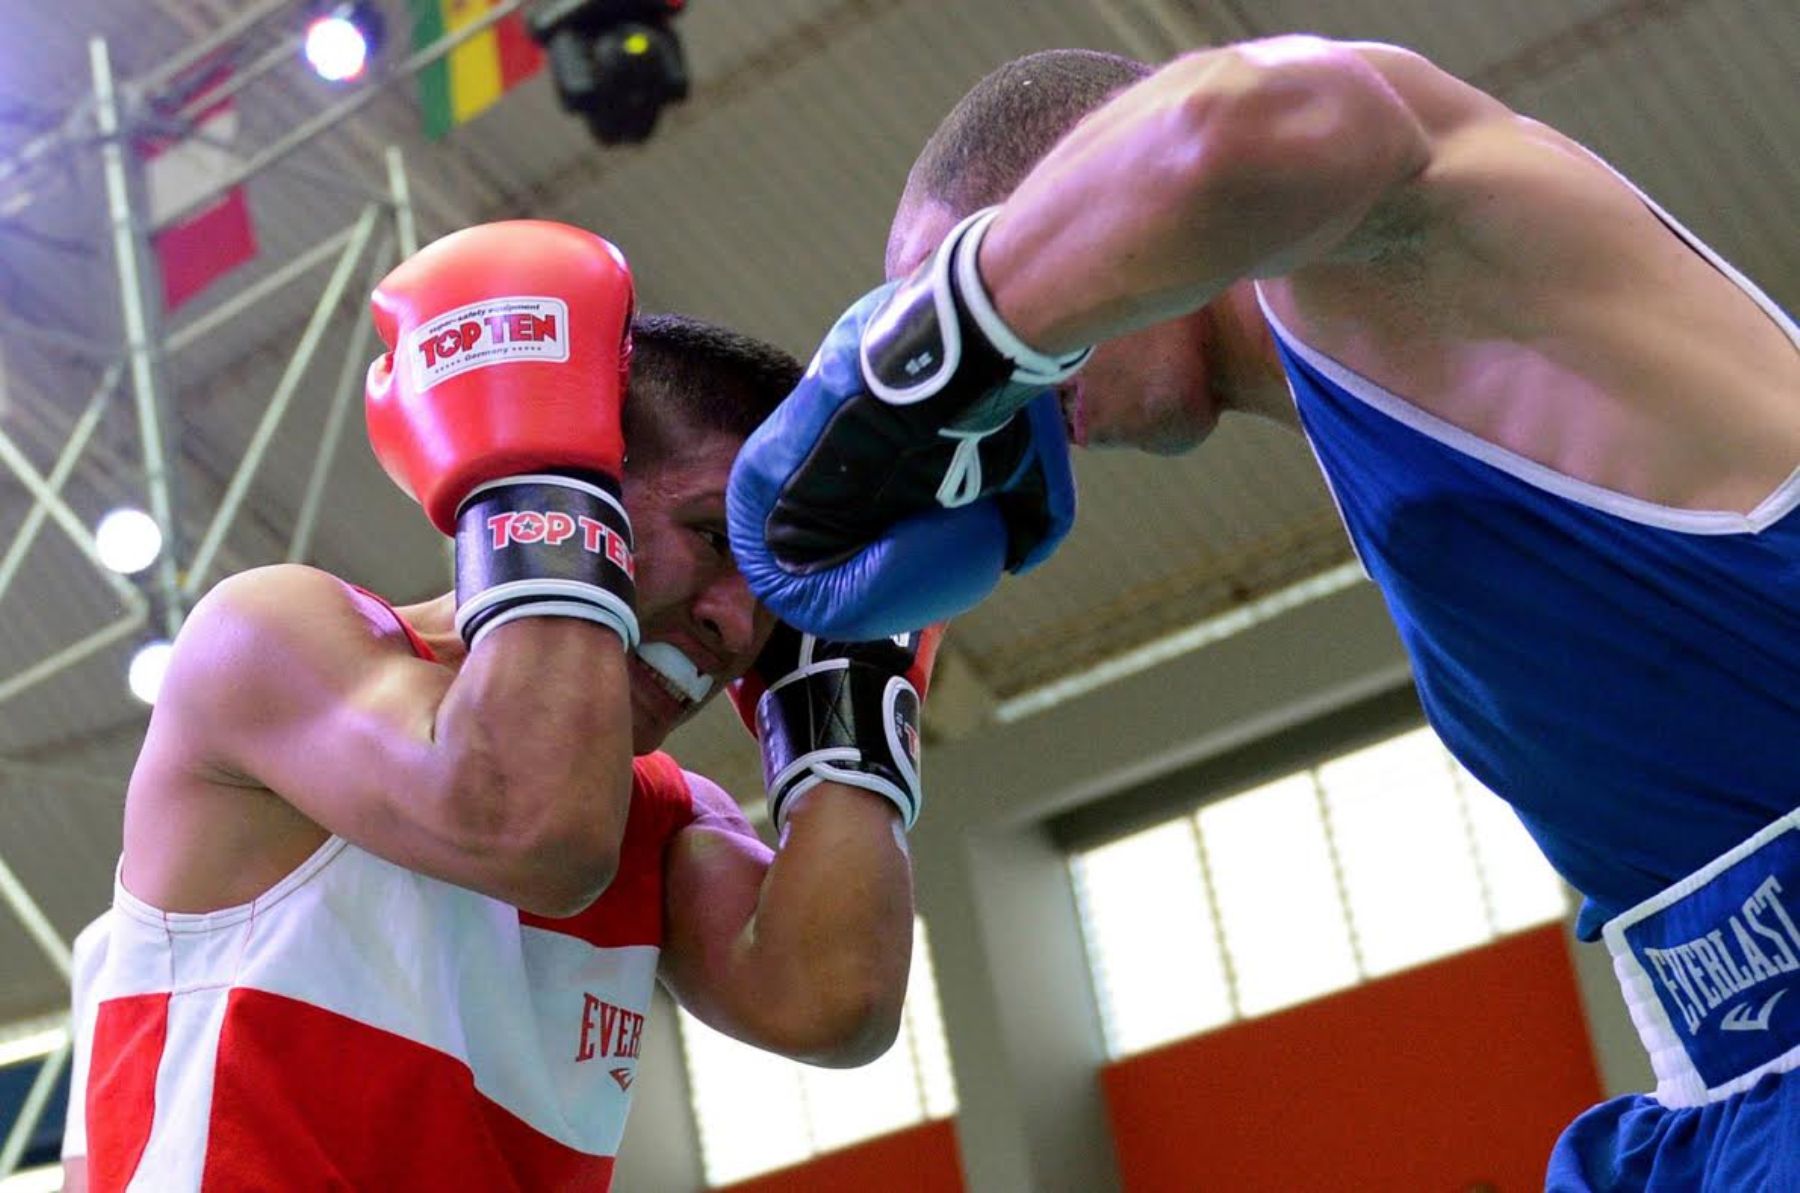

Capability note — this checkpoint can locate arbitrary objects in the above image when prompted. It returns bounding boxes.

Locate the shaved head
[887,48,1152,275]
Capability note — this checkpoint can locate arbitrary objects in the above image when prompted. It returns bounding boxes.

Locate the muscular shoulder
[1270,41,1643,289]
[185,565,402,652]
[158,566,420,779]
[1341,42,1512,137]
[1309,42,1529,260]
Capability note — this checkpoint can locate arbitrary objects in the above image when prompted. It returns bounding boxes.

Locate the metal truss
[0,5,526,1177]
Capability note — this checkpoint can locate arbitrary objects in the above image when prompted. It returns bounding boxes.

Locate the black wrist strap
[756,659,922,833]
[454,473,637,649]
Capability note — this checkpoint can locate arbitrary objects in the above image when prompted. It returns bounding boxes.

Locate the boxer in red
[60,221,933,1192]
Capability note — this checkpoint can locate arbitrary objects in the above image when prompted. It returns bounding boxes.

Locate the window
[678,920,956,1186]
[1071,726,1568,1059]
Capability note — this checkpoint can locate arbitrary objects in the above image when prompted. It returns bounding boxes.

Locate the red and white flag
[142,69,258,310]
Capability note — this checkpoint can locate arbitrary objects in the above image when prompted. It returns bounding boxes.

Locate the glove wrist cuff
[949,207,1093,386]
[454,473,638,650]
[756,660,923,834]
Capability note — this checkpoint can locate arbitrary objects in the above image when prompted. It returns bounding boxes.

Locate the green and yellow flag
[410,0,544,140]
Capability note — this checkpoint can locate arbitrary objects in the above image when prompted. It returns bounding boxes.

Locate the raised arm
[159,565,631,917]
[139,222,644,918]
[659,627,939,1065]
[977,36,1454,353]
[660,773,913,1066]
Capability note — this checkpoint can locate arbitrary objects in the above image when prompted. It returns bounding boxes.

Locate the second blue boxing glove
[727,207,1088,641]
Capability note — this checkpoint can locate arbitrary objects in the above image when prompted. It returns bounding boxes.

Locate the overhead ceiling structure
[0,0,1794,1048]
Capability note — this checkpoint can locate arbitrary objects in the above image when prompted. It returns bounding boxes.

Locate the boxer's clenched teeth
[635,641,714,706]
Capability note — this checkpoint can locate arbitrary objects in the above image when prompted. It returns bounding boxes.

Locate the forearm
[429,618,635,908]
[728,786,914,1065]
[980,37,1432,353]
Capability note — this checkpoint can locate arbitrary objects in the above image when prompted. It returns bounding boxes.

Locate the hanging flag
[411,0,544,140]
[142,69,258,311]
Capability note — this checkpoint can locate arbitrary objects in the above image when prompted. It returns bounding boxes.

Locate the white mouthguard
[634,641,714,705]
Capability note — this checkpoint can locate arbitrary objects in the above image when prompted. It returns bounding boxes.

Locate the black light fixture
[529,0,689,145]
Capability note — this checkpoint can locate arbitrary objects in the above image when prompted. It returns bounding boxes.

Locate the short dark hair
[621,312,801,466]
[890,49,1152,272]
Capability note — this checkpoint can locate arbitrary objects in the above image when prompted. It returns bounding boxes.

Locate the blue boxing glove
[727,207,1090,640]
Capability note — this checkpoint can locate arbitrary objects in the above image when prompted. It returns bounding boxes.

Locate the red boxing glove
[366,221,640,648]
[366,220,634,532]
[728,624,944,832]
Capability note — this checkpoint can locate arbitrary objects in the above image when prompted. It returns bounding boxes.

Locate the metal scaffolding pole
[0,611,150,708]
[289,233,393,565]
[183,203,380,597]
[385,147,419,259]
[0,991,67,1179]
[163,224,359,357]
[168,27,302,126]
[0,367,121,607]
[92,37,185,640]
[0,424,150,616]
[0,854,71,980]
[129,0,295,98]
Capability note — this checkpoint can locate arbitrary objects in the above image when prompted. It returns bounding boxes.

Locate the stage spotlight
[305,1,384,83]
[94,508,163,575]
[530,0,689,146]
[129,639,175,705]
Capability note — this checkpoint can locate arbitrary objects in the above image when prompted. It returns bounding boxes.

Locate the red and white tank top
[72,598,697,1192]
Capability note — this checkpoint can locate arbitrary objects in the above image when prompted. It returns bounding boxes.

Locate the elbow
[812,1005,905,1070]
[779,961,909,1069]
[440,766,630,917]
[500,821,621,918]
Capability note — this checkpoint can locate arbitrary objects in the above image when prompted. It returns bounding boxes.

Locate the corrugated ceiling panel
[1220,0,1624,68]
[1506,0,1800,307]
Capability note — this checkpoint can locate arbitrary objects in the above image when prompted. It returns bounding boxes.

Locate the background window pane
[904,921,959,1118]
[798,1036,926,1152]
[1070,723,1571,1062]
[1319,729,1491,976]
[1072,820,1233,1056]
[1455,763,1570,931]
[679,919,957,1185]
[679,1012,811,1186]
[1199,775,1360,1017]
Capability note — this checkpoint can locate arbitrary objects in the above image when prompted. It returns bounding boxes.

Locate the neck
[1211,284,1299,429]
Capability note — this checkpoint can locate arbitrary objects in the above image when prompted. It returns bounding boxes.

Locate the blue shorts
[1548,810,1800,1190]
[1547,1070,1799,1190]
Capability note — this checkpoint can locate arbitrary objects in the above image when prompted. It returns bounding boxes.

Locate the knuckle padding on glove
[765,396,1039,572]
[724,206,1087,641]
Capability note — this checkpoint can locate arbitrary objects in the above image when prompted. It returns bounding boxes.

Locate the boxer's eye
[694,525,730,557]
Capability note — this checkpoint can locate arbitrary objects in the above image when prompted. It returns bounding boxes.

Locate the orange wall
[1101,924,1603,1192]
[718,1119,964,1193]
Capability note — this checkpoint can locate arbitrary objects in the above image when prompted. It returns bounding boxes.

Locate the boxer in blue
[727,38,1800,1190]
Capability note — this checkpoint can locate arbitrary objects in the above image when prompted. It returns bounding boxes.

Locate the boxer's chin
[627,646,711,753]
[1082,381,1217,455]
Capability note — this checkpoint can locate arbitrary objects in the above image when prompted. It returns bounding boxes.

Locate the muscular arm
[150,565,632,915]
[660,773,914,1067]
[978,37,1485,353]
